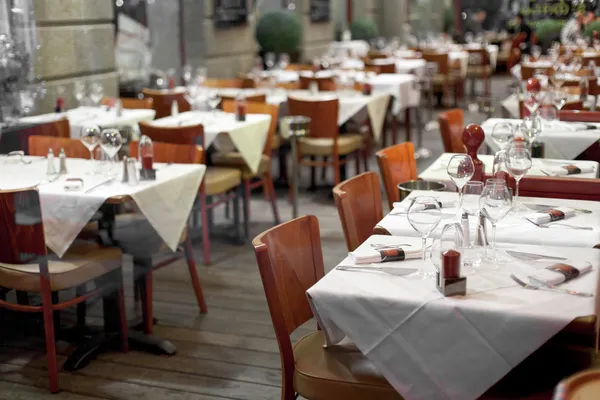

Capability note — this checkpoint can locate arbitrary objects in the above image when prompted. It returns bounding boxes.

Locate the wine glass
[74,81,86,107]
[520,116,542,144]
[206,90,221,116]
[551,68,565,89]
[89,83,104,106]
[100,129,123,175]
[479,184,512,263]
[265,52,276,70]
[465,32,474,44]
[523,91,541,115]
[195,66,207,86]
[492,150,510,183]
[531,46,542,60]
[278,53,290,70]
[80,124,102,174]
[447,155,475,217]
[506,145,532,211]
[407,196,442,278]
[18,89,36,117]
[552,89,567,113]
[571,56,583,73]
[182,64,193,86]
[491,122,515,151]
[461,181,484,216]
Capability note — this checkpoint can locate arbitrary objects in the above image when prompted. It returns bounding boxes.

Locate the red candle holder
[462,124,485,182]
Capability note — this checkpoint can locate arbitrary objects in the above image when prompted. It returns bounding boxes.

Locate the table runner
[0,157,205,257]
[307,234,598,400]
[152,111,270,174]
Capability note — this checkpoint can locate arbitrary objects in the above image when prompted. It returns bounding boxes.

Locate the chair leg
[309,156,316,190]
[355,151,360,175]
[239,184,250,240]
[243,180,252,224]
[133,257,153,335]
[41,284,59,393]
[75,284,86,338]
[265,173,280,225]
[199,193,211,265]
[224,199,230,219]
[321,156,327,181]
[184,236,208,313]
[391,115,398,144]
[405,108,412,142]
[116,270,129,353]
[333,156,341,186]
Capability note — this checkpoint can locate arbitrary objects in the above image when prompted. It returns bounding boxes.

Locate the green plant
[350,18,378,41]
[443,7,455,33]
[534,19,563,44]
[584,21,600,37]
[255,11,302,54]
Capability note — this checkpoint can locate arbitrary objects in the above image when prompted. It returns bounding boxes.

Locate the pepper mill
[462,124,485,182]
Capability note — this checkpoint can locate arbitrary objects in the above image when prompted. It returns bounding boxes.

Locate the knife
[506,250,567,261]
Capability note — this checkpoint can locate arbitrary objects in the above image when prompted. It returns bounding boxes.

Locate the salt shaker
[171,100,179,117]
[58,148,68,175]
[46,148,56,176]
[475,213,489,246]
[121,156,129,183]
[116,99,123,117]
[461,212,470,247]
[309,80,319,94]
[127,158,139,185]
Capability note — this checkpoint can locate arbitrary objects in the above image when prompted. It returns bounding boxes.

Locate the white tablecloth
[330,40,370,58]
[461,43,499,70]
[151,111,271,174]
[0,157,205,257]
[307,234,598,400]
[500,93,597,120]
[378,190,600,248]
[20,107,156,138]
[340,58,426,78]
[278,91,390,142]
[359,73,420,115]
[420,153,600,190]
[481,118,600,160]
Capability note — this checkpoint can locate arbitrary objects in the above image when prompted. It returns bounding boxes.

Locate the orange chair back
[366,60,396,74]
[141,88,190,119]
[28,135,90,158]
[375,142,418,210]
[138,122,204,160]
[554,369,600,400]
[560,110,600,122]
[422,52,450,75]
[277,81,301,90]
[31,118,71,138]
[333,172,384,252]
[222,100,279,156]
[438,109,465,153]
[252,215,324,398]
[129,141,203,164]
[101,97,154,110]
[298,75,336,91]
[466,48,490,67]
[285,64,314,71]
[219,93,266,104]
[202,78,243,88]
[288,96,339,140]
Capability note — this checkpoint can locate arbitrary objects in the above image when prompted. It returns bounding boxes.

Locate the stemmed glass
[278,53,290,70]
[461,181,484,216]
[80,124,102,173]
[523,91,542,115]
[265,52,276,70]
[206,90,221,116]
[551,66,565,90]
[74,81,86,107]
[430,222,465,276]
[17,88,36,117]
[520,116,542,145]
[531,46,542,60]
[195,67,207,86]
[89,83,104,107]
[407,196,442,278]
[447,155,475,217]
[100,129,123,177]
[552,89,567,113]
[182,64,193,86]
[506,145,532,211]
[479,184,512,263]
[491,122,515,151]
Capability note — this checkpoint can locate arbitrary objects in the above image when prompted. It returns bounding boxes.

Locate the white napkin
[529,262,593,286]
[540,164,595,176]
[525,207,576,224]
[392,200,455,213]
[350,246,422,264]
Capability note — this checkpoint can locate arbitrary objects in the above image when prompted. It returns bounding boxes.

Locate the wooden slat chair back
[438,109,465,153]
[375,142,418,210]
[141,88,191,119]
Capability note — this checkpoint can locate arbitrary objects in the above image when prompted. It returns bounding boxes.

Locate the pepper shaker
[461,212,470,248]
[58,148,68,175]
[127,158,139,185]
[121,156,129,183]
[46,148,56,176]
[476,213,489,246]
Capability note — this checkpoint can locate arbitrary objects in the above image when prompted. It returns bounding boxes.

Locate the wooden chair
[285,64,315,71]
[28,135,90,158]
[422,52,459,106]
[438,109,465,153]
[100,97,154,110]
[202,78,243,88]
[366,60,396,74]
[375,142,417,210]
[252,215,402,400]
[560,110,600,122]
[333,172,383,252]
[298,75,337,91]
[214,101,280,232]
[277,81,301,90]
[33,117,71,138]
[484,173,600,201]
[219,93,266,105]
[288,96,363,187]
[121,141,207,331]
[138,122,242,265]
[0,187,128,393]
[554,369,600,399]
[466,48,492,96]
[141,88,190,119]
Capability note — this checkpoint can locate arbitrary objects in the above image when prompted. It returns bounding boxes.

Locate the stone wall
[295,0,335,62]
[33,0,118,113]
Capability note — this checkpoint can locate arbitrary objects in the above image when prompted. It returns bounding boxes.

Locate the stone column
[296,0,335,62]
[33,0,117,113]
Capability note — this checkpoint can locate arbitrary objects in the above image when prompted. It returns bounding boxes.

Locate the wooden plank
[0,379,107,400]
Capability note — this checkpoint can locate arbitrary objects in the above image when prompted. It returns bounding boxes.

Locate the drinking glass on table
[195,66,207,86]
[479,184,512,264]
[506,145,532,212]
[278,53,290,70]
[551,69,565,90]
[531,46,542,60]
[206,90,221,116]
[430,222,466,275]
[447,155,475,217]
[100,129,123,176]
[407,196,442,278]
[461,181,484,216]
[265,52,276,70]
[520,116,542,144]
[523,91,542,115]
[491,122,515,151]
[89,83,104,107]
[74,81,86,107]
[552,89,567,113]
[80,124,102,174]
[182,64,193,86]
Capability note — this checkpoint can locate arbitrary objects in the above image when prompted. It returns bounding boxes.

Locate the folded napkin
[529,262,592,286]
[526,207,576,224]
[392,200,455,213]
[350,246,422,264]
[540,164,595,176]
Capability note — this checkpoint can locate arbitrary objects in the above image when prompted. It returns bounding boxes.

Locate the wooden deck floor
[0,78,507,399]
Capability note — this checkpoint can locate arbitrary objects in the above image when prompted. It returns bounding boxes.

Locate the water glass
[491,123,515,150]
[80,124,102,174]
[506,145,532,211]
[100,129,123,176]
[447,155,475,217]
[89,83,104,106]
[74,81,86,106]
[520,116,542,144]
[461,181,484,216]
[407,196,442,278]
[479,184,512,263]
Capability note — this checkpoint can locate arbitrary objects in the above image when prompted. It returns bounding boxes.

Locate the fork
[526,219,593,231]
[510,274,593,297]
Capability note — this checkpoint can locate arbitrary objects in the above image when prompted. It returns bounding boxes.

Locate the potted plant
[534,19,563,51]
[255,10,302,63]
[584,20,600,38]
[350,18,378,42]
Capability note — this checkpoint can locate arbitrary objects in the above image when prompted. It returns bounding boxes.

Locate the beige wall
[295,0,335,62]
[33,0,118,113]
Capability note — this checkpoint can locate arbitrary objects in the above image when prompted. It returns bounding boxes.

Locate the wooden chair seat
[467,65,493,77]
[204,167,242,196]
[0,241,121,292]
[554,369,600,399]
[272,133,282,150]
[299,133,362,156]
[432,74,459,86]
[293,331,402,400]
[212,152,269,179]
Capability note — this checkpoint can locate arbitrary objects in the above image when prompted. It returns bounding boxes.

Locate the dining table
[481,118,600,160]
[307,234,599,400]
[420,153,600,190]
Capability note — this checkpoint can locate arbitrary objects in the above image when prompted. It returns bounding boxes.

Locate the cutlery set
[509,274,592,298]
